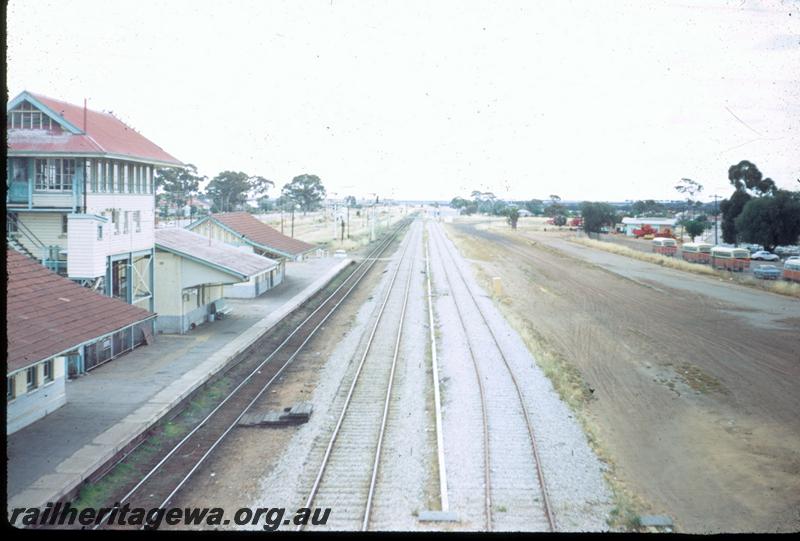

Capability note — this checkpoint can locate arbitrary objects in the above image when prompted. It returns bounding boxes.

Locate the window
[112,209,120,234]
[34,159,75,191]
[97,224,103,240]
[7,377,15,401]
[112,259,128,301]
[87,160,96,192]
[121,164,128,193]
[123,211,130,234]
[7,101,54,130]
[134,210,141,232]
[61,215,68,235]
[26,366,38,392]
[43,360,54,383]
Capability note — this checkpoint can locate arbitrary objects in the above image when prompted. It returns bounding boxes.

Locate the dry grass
[572,237,800,299]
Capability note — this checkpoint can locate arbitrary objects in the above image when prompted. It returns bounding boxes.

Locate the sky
[6,0,800,202]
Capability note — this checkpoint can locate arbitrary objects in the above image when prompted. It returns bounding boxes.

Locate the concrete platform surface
[7,257,352,512]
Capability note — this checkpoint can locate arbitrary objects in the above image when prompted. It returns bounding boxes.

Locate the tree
[155,164,205,213]
[545,195,566,217]
[580,202,617,235]
[683,220,705,242]
[631,199,667,216]
[504,207,520,229]
[281,174,326,214]
[553,215,567,226]
[735,190,800,252]
[345,195,358,208]
[728,160,776,196]
[524,199,543,215]
[720,190,751,245]
[450,196,468,210]
[675,178,704,218]
[205,171,274,213]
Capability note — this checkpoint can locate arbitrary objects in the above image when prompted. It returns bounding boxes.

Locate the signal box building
[6,91,183,311]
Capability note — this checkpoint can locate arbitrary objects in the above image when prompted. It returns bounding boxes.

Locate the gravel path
[428,220,614,532]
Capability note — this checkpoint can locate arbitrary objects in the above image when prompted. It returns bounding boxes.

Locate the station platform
[7,257,352,512]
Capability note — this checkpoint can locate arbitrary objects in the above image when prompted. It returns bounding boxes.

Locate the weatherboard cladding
[6,250,155,373]
[207,212,316,257]
[7,91,182,166]
[154,228,279,278]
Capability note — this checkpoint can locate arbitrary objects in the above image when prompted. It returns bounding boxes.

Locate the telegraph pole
[712,194,720,245]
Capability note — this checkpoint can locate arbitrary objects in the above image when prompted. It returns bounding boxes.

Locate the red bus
[681,242,712,264]
[652,238,677,257]
[784,260,800,283]
[710,247,750,272]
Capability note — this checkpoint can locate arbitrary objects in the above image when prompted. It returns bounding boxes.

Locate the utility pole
[291,206,295,238]
[712,194,720,245]
[346,204,350,239]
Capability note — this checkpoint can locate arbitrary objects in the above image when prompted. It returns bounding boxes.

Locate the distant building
[153,228,280,333]
[6,91,183,311]
[6,250,155,433]
[620,217,677,237]
[186,212,316,262]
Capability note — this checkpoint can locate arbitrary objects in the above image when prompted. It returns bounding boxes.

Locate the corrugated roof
[155,228,279,278]
[7,91,183,166]
[6,250,155,373]
[204,212,316,257]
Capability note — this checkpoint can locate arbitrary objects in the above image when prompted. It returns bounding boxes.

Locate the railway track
[428,220,556,532]
[295,220,421,531]
[93,217,413,529]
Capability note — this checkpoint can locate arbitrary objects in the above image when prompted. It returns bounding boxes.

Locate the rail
[429,221,556,532]
[92,218,412,529]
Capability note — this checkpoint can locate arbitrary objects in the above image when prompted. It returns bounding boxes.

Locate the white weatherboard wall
[86,194,155,255]
[7,357,67,435]
[67,214,107,278]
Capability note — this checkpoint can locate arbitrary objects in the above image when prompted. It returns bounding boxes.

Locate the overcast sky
[7,0,799,202]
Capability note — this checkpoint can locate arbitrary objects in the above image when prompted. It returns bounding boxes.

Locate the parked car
[786,256,800,263]
[753,264,782,280]
[751,250,779,261]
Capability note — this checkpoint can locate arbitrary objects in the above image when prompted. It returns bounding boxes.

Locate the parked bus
[681,242,712,264]
[710,247,750,272]
[652,237,677,257]
[784,260,800,282]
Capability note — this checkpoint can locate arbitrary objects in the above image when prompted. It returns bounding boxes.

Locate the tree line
[155,166,329,216]
[449,160,800,249]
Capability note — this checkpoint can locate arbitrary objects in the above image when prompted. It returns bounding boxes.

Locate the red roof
[206,212,316,257]
[7,91,182,166]
[6,250,156,373]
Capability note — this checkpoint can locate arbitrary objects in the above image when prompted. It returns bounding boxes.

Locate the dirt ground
[444,219,800,533]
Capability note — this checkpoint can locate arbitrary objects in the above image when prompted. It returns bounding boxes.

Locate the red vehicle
[570,217,583,228]
[681,242,712,264]
[784,260,800,282]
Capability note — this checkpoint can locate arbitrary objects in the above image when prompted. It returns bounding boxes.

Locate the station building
[186,212,317,274]
[153,228,280,333]
[6,249,155,433]
[6,91,183,312]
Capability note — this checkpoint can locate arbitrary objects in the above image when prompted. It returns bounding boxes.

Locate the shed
[153,228,279,333]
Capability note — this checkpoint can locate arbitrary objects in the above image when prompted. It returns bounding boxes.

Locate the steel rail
[426,222,492,530]
[93,219,410,529]
[297,221,417,531]
[430,222,557,532]
[362,224,416,531]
